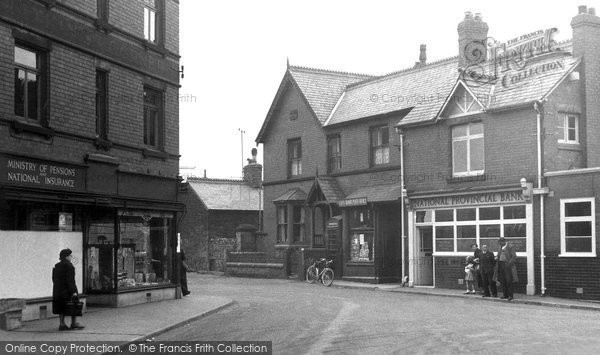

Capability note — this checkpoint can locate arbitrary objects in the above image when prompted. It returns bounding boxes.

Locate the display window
[0,201,82,232]
[86,208,115,293]
[416,205,527,254]
[348,206,374,262]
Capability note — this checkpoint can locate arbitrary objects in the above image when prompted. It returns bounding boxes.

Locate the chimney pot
[419,44,427,66]
[590,7,596,15]
[465,11,473,19]
[579,5,588,14]
[474,13,482,21]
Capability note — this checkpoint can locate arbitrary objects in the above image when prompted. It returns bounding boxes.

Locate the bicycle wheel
[306,265,318,283]
[321,268,334,286]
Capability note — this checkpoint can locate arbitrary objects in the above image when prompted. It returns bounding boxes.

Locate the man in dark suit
[479,244,497,297]
[496,237,517,300]
[471,243,484,293]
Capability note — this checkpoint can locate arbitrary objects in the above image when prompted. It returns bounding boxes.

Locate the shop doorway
[415,226,433,286]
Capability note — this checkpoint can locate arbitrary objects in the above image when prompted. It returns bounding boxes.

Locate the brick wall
[404,109,538,193]
[178,187,209,271]
[164,0,179,54]
[109,0,144,38]
[57,0,97,17]
[544,172,600,300]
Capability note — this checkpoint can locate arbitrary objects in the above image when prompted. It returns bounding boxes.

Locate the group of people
[464,237,518,301]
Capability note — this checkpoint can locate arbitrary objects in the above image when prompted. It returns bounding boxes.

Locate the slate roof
[273,188,307,202]
[187,179,261,211]
[307,176,345,203]
[344,184,403,203]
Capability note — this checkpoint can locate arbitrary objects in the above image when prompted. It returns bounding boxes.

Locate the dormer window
[443,84,484,118]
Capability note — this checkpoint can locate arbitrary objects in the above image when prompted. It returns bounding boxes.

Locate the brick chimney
[457,11,489,69]
[243,148,262,188]
[571,5,600,167]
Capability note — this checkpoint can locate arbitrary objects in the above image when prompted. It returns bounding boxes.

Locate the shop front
[339,185,403,283]
[407,188,535,294]
[0,153,183,317]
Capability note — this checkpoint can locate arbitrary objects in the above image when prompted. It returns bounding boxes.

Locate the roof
[256,65,373,143]
[187,179,261,211]
[273,188,307,203]
[344,184,403,203]
[306,176,345,203]
[327,57,459,126]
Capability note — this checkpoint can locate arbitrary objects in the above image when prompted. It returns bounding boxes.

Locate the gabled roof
[256,65,373,143]
[306,176,345,203]
[187,178,261,211]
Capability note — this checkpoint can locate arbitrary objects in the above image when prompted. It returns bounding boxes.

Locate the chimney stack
[243,148,262,188]
[457,11,489,69]
[572,5,600,167]
[419,44,427,66]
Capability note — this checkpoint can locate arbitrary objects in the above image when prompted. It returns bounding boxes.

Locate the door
[326,216,343,279]
[415,226,433,286]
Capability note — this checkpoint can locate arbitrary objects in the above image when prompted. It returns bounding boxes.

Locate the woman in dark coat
[52,249,84,331]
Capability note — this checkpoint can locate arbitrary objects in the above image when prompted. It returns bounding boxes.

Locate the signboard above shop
[410,190,525,209]
[0,154,86,192]
[338,197,368,208]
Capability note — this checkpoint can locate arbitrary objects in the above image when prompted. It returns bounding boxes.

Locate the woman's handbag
[65,297,83,317]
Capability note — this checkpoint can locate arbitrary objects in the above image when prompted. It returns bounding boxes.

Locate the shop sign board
[411,191,524,209]
[338,197,367,207]
[0,154,85,192]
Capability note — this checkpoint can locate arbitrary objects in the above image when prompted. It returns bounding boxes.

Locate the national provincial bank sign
[0,155,85,192]
[410,190,525,209]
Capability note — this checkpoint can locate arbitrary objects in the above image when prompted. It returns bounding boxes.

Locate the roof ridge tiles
[288,64,375,78]
[187,177,245,183]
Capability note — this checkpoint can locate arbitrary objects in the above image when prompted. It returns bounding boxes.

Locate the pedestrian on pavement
[471,243,483,293]
[479,244,497,298]
[180,249,191,296]
[496,237,517,300]
[464,256,476,294]
[52,248,84,331]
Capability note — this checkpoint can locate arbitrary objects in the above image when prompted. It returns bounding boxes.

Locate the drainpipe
[534,101,546,296]
[397,128,407,282]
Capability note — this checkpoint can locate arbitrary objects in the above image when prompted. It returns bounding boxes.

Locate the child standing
[464,256,476,294]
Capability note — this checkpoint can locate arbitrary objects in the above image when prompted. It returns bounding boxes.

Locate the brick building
[178,156,262,272]
[0,0,181,317]
[256,6,600,300]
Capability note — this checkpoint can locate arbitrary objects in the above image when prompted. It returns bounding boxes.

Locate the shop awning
[339,184,402,206]
[273,188,307,202]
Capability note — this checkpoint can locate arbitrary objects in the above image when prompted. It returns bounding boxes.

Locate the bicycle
[305,258,334,286]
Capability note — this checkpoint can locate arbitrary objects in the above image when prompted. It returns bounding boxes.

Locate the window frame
[369,125,390,167]
[558,114,579,144]
[560,198,596,257]
[287,138,302,178]
[292,205,305,243]
[327,134,342,173]
[14,44,42,122]
[143,86,164,149]
[95,69,109,140]
[451,122,485,177]
[276,205,288,244]
[143,0,163,44]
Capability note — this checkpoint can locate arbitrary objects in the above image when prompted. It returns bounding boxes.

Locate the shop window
[457,225,476,251]
[287,139,302,177]
[292,205,305,242]
[350,232,373,262]
[435,226,454,252]
[118,214,173,289]
[479,224,500,252]
[96,69,108,140]
[143,87,163,148]
[452,122,484,177]
[349,207,373,229]
[1,202,82,232]
[558,114,579,144]
[560,198,596,256]
[370,126,390,166]
[276,205,287,243]
[504,205,525,219]
[14,45,42,121]
[504,223,526,252]
[479,207,500,220]
[86,210,115,293]
[327,135,342,173]
[143,0,157,43]
[435,209,454,222]
[457,208,476,221]
[416,210,432,223]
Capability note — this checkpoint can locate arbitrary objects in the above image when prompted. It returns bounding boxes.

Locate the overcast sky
[179,0,594,179]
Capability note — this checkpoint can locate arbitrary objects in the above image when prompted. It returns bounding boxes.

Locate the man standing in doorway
[496,237,517,300]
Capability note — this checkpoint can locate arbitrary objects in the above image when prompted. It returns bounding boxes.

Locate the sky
[179,0,596,179]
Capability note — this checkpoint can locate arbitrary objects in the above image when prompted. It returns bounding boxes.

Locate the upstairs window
[452,122,484,176]
[143,0,157,43]
[327,135,342,173]
[288,139,302,177]
[370,126,389,166]
[558,114,579,144]
[95,70,108,140]
[14,46,41,121]
[143,87,163,148]
[560,198,595,256]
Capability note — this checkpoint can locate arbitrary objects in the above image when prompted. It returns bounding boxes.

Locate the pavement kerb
[328,282,600,312]
[109,299,235,354]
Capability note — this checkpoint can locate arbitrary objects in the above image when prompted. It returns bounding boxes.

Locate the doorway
[415,226,433,286]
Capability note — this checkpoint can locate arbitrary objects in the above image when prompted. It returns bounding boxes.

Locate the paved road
[155,274,600,354]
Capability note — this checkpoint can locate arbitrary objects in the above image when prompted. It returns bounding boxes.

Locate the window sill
[94,137,113,150]
[346,261,374,266]
[557,142,582,151]
[11,119,54,138]
[143,41,167,56]
[143,148,168,160]
[558,253,597,258]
